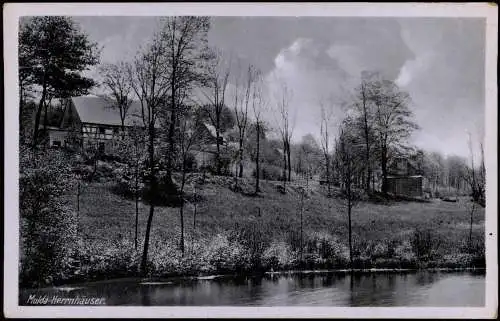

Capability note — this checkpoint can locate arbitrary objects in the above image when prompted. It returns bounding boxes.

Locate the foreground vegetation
[20,164,485,288]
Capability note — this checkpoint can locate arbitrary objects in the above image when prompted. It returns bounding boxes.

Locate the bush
[203,233,252,274]
[393,240,417,266]
[411,228,441,262]
[181,152,198,173]
[229,221,270,270]
[112,162,146,199]
[253,164,283,181]
[262,241,297,270]
[303,231,349,268]
[19,146,79,287]
[71,238,141,281]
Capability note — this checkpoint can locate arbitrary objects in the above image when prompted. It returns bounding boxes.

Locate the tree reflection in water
[19,271,485,306]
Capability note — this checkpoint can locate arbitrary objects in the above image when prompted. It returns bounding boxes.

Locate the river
[20,270,485,306]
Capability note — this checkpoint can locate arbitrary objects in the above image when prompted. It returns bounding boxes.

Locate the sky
[73,16,486,160]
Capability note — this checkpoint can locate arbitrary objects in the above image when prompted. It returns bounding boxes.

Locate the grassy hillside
[57,172,485,284]
[76,176,484,250]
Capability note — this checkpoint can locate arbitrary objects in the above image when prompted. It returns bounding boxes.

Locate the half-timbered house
[47,95,144,154]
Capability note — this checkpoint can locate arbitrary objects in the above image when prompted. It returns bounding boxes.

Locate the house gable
[71,96,144,127]
[388,157,421,177]
[60,98,82,129]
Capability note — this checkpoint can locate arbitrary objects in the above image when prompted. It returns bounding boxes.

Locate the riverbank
[22,266,486,293]
[20,177,485,289]
[19,270,486,307]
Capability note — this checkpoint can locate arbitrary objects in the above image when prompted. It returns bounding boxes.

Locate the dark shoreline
[20,266,486,292]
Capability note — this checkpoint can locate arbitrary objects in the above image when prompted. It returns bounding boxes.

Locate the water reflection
[20,271,485,307]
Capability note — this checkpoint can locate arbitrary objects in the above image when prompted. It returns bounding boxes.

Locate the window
[52,140,61,147]
[98,142,105,154]
[99,127,105,134]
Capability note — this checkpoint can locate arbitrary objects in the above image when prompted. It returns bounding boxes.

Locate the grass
[71,174,484,264]
[18,170,480,289]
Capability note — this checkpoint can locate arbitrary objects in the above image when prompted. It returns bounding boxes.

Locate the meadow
[50,172,485,287]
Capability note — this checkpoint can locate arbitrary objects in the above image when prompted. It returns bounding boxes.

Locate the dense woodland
[19,17,486,287]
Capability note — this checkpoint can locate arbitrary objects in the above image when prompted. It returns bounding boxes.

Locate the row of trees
[20,16,276,276]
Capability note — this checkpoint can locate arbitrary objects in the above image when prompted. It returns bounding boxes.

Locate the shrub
[253,164,283,181]
[19,147,79,287]
[262,241,297,270]
[303,231,350,268]
[71,238,141,280]
[112,162,146,199]
[229,221,270,270]
[411,228,441,261]
[203,233,252,274]
[393,240,417,266]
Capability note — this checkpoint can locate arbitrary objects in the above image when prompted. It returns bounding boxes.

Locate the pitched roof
[71,96,144,126]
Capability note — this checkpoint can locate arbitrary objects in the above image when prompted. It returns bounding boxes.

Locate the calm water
[20,271,485,306]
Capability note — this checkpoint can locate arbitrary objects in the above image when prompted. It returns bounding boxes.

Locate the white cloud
[262,38,356,142]
[395,51,433,88]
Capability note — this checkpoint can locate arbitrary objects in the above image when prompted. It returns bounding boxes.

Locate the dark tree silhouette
[19,17,100,149]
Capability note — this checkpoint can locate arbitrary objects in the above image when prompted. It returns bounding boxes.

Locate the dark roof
[71,96,144,126]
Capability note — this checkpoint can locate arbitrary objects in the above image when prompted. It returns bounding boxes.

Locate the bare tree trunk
[193,185,197,233]
[282,141,287,191]
[468,200,475,252]
[216,136,221,175]
[255,121,260,194]
[141,124,156,275]
[167,104,176,182]
[33,79,47,149]
[362,99,371,194]
[348,180,353,270]
[239,142,244,178]
[381,143,388,194]
[141,203,155,275]
[287,142,292,182]
[299,182,305,266]
[179,166,187,255]
[135,155,139,250]
[43,101,48,134]
[325,154,331,197]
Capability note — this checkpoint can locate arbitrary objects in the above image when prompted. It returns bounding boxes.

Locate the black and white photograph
[3,3,498,319]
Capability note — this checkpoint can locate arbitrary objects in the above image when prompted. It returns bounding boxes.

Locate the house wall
[387,176,423,197]
[81,123,128,155]
[48,130,70,147]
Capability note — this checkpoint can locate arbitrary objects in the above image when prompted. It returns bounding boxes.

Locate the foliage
[262,241,297,270]
[19,16,100,147]
[253,163,283,181]
[410,228,442,261]
[19,145,79,287]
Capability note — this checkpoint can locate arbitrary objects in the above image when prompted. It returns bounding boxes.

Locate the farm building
[40,95,144,154]
[386,157,424,197]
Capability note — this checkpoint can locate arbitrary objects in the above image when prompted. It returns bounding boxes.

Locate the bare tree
[128,17,210,273]
[251,69,267,194]
[233,62,256,182]
[273,79,295,189]
[318,95,336,197]
[200,49,232,175]
[128,30,170,275]
[464,132,486,205]
[176,104,203,255]
[114,122,146,250]
[99,62,133,132]
[334,118,364,269]
[160,17,211,184]
[352,71,379,193]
